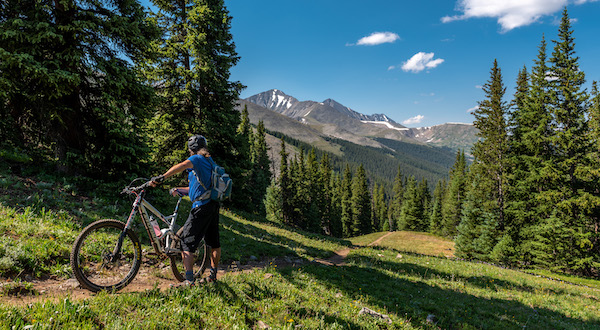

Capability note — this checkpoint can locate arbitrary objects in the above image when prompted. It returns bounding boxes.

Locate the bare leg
[182,251,195,272]
[211,247,221,269]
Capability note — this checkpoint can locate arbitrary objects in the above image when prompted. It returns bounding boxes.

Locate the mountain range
[242,89,478,152]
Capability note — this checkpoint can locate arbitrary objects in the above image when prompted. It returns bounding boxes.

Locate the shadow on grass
[276,252,600,329]
[219,214,352,264]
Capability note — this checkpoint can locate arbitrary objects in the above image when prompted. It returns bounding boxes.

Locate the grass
[1,171,600,329]
[352,231,455,258]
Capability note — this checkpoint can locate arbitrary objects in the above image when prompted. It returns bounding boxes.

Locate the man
[151,135,220,286]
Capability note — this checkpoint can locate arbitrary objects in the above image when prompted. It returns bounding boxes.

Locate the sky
[223,0,600,127]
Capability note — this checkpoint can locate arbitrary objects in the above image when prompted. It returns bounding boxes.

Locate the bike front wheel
[70,219,142,292]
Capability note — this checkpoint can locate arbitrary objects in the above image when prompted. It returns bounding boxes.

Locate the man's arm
[162,159,193,178]
[151,159,193,186]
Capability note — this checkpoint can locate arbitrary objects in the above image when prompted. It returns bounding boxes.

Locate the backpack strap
[190,168,211,203]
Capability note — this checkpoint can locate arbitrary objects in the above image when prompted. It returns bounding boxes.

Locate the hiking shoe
[169,279,195,288]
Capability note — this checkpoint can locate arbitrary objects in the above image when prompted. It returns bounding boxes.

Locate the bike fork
[111,194,142,262]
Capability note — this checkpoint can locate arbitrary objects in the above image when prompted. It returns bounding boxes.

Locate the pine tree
[429,180,446,235]
[455,180,484,259]
[390,166,404,231]
[264,179,282,222]
[456,60,510,259]
[341,165,353,237]
[417,178,431,231]
[586,82,600,261]
[330,172,344,237]
[441,150,467,237]
[506,37,554,265]
[144,0,246,181]
[0,0,159,178]
[278,138,293,225]
[305,149,321,232]
[234,105,254,210]
[472,59,510,230]
[372,184,387,232]
[319,154,334,235]
[351,165,372,236]
[251,120,272,214]
[534,8,598,274]
[398,176,421,231]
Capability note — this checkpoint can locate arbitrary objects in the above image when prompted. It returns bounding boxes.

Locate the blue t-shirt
[187,154,215,208]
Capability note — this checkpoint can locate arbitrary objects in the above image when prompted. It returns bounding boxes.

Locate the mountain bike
[70,178,209,292]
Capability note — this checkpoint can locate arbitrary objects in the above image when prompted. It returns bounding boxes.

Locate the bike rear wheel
[70,219,142,292]
[169,238,210,282]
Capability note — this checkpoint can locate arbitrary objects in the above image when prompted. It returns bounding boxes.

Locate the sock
[185,270,194,282]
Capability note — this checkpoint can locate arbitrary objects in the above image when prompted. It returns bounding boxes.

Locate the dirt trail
[367,232,393,247]
[1,234,390,306]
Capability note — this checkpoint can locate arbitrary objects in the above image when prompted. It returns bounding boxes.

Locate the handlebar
[122,178,154,195]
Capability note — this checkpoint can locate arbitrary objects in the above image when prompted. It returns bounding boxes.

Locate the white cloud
[401,52,445,73]
[402,115,425,125]
[354,32,400,46]
[441,0,578,32]
[467,105,480,113]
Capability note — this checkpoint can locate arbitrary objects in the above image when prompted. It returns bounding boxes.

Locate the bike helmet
[188,135,208,152]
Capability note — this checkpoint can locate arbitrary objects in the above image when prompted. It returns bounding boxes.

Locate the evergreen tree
[341,165,353,237]
[398,176,422,231]
[319,154,334,235]
[417,178,431,231]
[330,172,344,237]
[0,0,159,178]
[429,180,446,235]
[456,60,510,259]
[251,120,272,214]
[390,166,404,231]
[278,138,293,225]
[534,8,598,274]
[506,37,554,265]
[586,82,600,261]
[472,59,510,230]
[372,184,387,232]
[234,105,254,210]
[264,179,282,222]
[305,149,321,232]
[351,165,372,236]
[144,0,246,183]
[455,180,484,259]
[441,150,467,237]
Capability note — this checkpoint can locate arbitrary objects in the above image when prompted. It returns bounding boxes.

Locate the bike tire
[70,219,142,292]
[169,229,210,282]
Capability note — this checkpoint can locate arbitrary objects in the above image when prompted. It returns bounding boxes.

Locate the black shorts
[180,200,220,252]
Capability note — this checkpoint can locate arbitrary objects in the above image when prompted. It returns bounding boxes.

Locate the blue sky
[224,0,600,127]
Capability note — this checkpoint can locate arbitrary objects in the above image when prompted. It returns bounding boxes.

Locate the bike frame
[121,188,183,256]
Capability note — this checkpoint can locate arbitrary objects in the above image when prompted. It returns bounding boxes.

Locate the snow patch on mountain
[361,120,409,131]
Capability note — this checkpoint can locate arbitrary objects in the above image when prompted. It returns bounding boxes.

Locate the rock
[396,254,403,259]
[61,279,80,289]
[426,314,437,324]
[249,255,258,261]
[257,320,270,329]
[358,307,392,324]
[264,273,273,279]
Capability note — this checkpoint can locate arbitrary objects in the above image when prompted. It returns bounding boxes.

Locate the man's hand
[169,187,189,197]
[149,175,165,187]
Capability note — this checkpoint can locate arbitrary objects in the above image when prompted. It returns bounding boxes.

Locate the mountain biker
[151,135,221,286]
